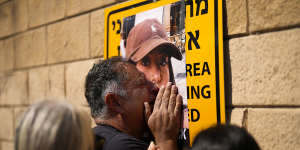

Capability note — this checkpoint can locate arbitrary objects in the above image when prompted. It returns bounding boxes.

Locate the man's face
[121,63,158,135]
[136,47,170,88]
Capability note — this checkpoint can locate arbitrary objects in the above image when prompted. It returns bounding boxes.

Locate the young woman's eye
[159,56,168,66]
[141,58,150,66]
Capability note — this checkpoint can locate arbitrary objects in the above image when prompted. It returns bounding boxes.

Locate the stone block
[14,0,29,33]
[0,38,14,72]
[65,59,96,106]
[0,0,8,4]
[0,74,5,103]
[230,108,245,127]
[47,64,65,99]
[66,0,126,16]
[78,106,95,127]
[91,9,104,58]
[28,0,45,27]
[247,109,300,150]
[28,0,65,27]
[248,0,300,32]
[0,0,29,35]
[0,1,13,38]
[0,141,13,150]
[47,14,89,64]
[0,108,14,140]
[45,0,66,23]
[230,28,300,105]
[28,67,49,104]
[15,27,47,69]
[14,107,28,130]
[0,71,28,105]
[65,0,81,16]
[225,0,247,35]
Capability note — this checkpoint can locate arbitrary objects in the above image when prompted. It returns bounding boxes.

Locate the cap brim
[130,38,182,62]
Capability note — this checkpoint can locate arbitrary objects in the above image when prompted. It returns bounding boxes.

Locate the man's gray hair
[99,81,127,119]
[85,57,130,120]
[15,100,94,150]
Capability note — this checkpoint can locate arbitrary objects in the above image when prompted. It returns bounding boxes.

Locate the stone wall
[0,0,299,150]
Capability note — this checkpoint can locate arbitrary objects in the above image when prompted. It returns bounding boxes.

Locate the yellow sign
[104,0,225,145]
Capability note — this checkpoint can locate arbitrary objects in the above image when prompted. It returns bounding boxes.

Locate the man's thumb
[147,141,156,150]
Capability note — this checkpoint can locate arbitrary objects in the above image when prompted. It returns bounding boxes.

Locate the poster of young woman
[104,0,226,146]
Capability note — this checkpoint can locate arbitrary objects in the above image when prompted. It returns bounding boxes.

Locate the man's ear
[105,93,124,114]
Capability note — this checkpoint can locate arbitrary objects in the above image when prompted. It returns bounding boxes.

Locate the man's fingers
[154,86,165,111]
[161,82,172,109]
[168,85,178,113]
[144,102,152,122]
[147,141,158,150]
[174,95,183,116]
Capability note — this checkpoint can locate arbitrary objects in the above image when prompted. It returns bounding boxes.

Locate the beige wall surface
[0,0,299,150]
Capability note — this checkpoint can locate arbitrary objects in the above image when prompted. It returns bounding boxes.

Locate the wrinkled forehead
[117,62,146,84]
[123,63,148,87]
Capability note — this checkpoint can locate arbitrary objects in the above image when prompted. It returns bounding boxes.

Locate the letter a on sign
[104,0,226,145]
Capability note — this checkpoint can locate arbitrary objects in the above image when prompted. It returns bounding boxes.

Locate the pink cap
[125,19,182,62]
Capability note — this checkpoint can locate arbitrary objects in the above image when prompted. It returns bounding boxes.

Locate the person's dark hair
[85,56,130,119]
[191,124,261,150]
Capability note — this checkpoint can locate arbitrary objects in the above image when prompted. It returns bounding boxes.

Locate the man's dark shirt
[93,124,149,150]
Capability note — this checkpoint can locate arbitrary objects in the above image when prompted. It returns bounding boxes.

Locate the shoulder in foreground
[105,133,149,150]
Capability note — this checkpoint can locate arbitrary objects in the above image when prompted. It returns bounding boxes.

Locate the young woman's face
[136,49,170,88]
